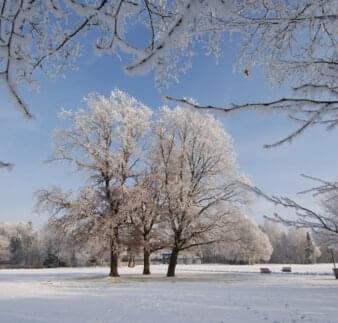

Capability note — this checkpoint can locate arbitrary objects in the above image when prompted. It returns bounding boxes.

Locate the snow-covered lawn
[1,264,338,323]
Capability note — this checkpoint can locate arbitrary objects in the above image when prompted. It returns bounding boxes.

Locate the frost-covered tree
[17,222,41,267]
[9,236,24,266]
[226,215,272,264]
[0,222,41,267]
[37,90,151,276]
[202,214,272,264]
[262,220,321,264]
[261,220,289,263]
[286,228,320,264]
[152,106,247,276]
[0,236,8,264]
[0,224,11,264]
[38,221,80,267]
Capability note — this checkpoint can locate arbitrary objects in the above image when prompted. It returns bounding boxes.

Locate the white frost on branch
[166,1,338,147]
[0,1,289,115]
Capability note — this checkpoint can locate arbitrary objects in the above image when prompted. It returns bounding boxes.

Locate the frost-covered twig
[166,96,338,148]
[241,181,338,237]
[8,0,336,116]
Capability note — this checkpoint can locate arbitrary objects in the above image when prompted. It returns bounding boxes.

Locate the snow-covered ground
[1,264,338,323]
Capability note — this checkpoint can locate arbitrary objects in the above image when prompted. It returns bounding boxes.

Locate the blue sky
[0,35,337,225]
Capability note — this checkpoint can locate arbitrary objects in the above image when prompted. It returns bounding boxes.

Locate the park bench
[260,268,271,274]
[281,267,292,273]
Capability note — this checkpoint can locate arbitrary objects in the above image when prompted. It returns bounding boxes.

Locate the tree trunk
[109,249,120,277]
[167,247,179,277]
[128,254,135,268]
[109,228,120,277]
[143,247,151,275]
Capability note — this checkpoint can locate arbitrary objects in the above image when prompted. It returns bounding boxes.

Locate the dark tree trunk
[167,247,179,277]
[143,247,151,275]
[109,228,120,277]
[109,250,120,277]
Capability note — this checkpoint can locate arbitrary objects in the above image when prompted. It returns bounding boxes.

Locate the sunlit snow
[1,264,337,323]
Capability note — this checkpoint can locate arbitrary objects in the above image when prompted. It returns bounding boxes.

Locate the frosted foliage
[205,214,272,264]
[261,220,321,264]
[4,1,330,115]
[0,222,41,267]
[163,1,338,148]
[233,215,273,264]
[157,106,237,179]
[4,0,337,127]
[236,1,338,83]
[236,1,338,144]
[0,0,239,114]
[36,187,104,242]
[54,89,151,179]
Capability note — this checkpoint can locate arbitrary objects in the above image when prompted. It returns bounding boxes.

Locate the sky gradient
[0,36,337,225]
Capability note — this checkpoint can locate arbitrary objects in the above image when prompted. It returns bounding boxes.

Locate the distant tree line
[1,217,334,270]
[261,220,322,264]
[0,222,110,268]
[201,219,327,265]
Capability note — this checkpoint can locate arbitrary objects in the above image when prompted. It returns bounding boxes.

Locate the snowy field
[1,264,338,323]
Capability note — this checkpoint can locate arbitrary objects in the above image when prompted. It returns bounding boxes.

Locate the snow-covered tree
[261,220,321,264]
[0,222,41,267]
[203,214,272,264]
[9,235,24,266]
[38,221,79,267]
[226,215,272,264]
[286,229,320,264]
[0,224,11,264]
[152,106,247,276]
[37,89,151,276]
[261,220,289,263]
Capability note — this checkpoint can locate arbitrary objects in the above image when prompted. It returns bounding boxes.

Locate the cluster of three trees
[37,90,246,277]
